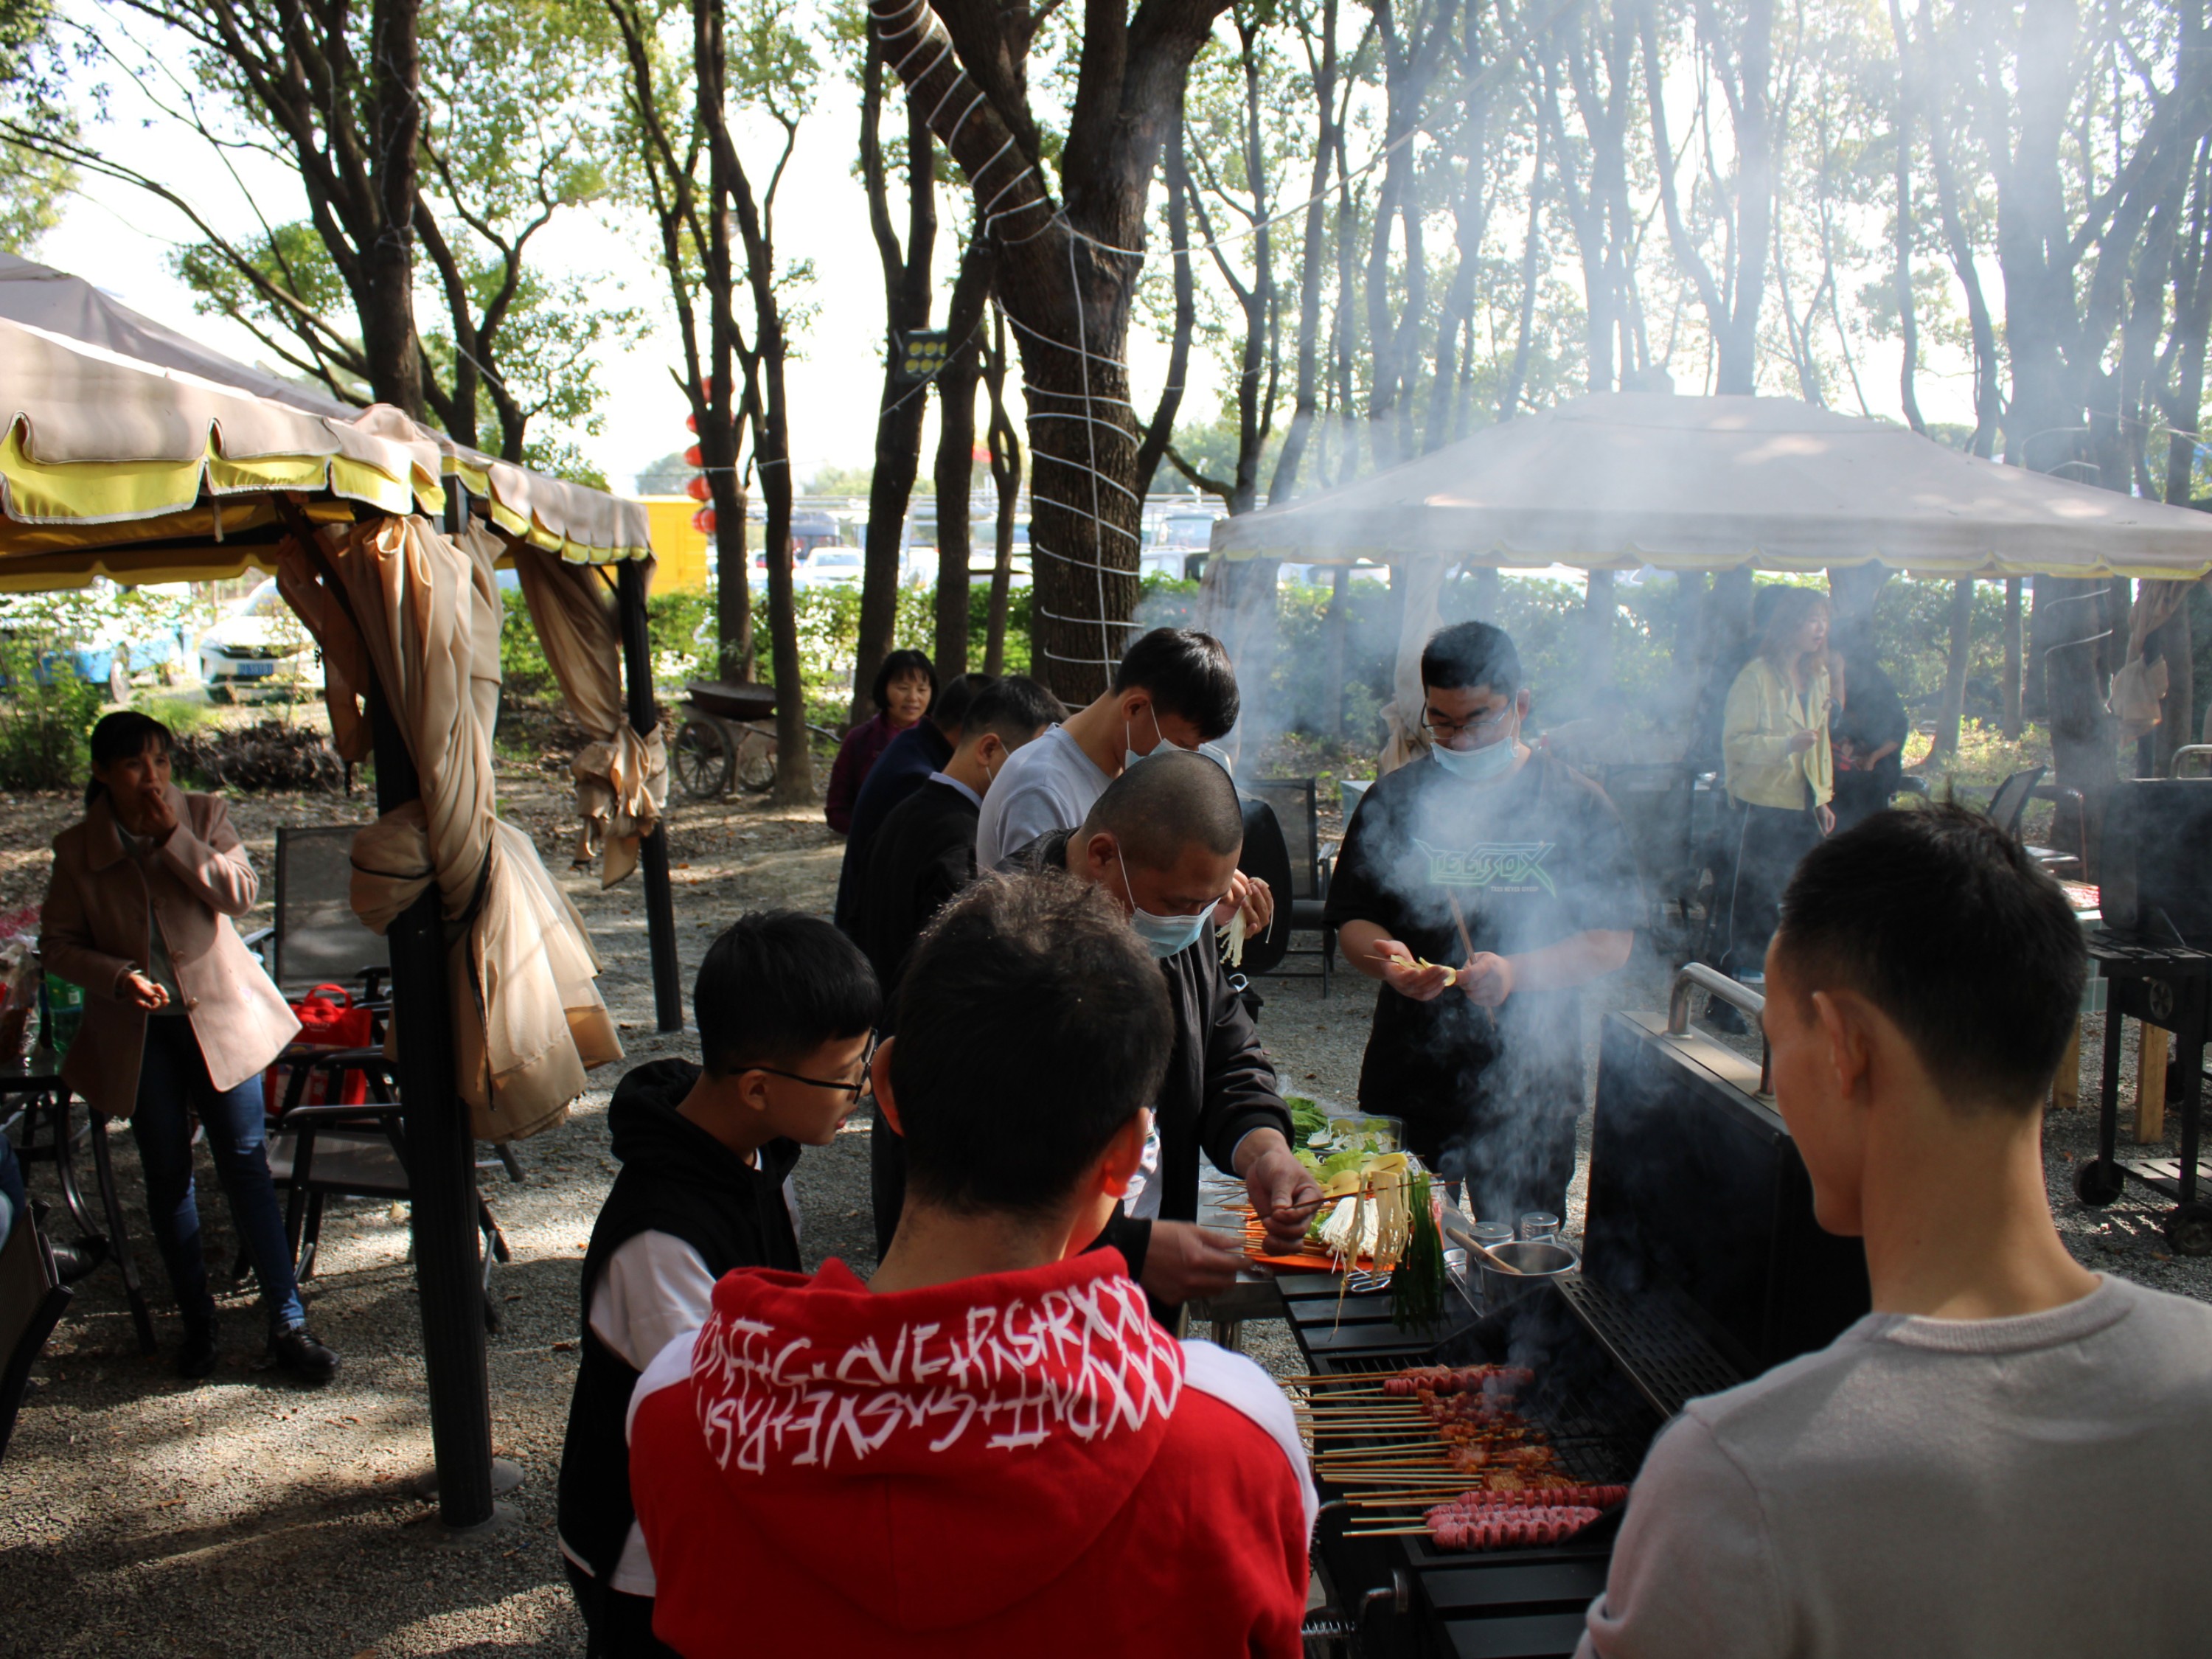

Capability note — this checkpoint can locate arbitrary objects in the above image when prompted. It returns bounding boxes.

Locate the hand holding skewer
[1373,939,1456,1002]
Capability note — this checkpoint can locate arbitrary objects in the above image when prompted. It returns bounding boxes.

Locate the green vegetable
[1287,1095,1329,1140]
[1391,1173,1447,1331]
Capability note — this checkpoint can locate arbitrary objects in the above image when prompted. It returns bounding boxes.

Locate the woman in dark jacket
[824,649,936,834]
[41,712,337,1383]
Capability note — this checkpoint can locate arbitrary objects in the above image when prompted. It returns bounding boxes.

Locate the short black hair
[1422,621,1521,699]
[1111,627,1239,740]
[694,911,881,1077]
[1773,804,2087,1110]
[1080,746,1243,871]
[87,710,175,804]
[929,671,996,737]
[871,648,937,714]
[894,873,1172,1218]
[964,673,1065,744]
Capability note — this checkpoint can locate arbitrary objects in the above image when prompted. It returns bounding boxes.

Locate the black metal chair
[243,827,518,1328]
[1985,766,2046,839]
[0,1211,71,1465]
[1243,778,1337,994]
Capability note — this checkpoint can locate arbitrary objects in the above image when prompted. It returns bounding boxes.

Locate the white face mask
[1113,843,1216,959]
[1124,703,1195,772]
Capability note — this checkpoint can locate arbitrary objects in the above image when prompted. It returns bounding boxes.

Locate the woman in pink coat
[42,712,337,1384]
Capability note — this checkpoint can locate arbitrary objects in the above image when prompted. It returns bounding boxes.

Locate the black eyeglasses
[747,1038,877,1099]
[1424,706,1514,740]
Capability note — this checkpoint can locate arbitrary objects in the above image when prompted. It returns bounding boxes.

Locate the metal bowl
[1478,1239,1579,1312]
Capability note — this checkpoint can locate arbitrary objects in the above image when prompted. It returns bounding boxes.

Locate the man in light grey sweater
[1579,804,2212,1659]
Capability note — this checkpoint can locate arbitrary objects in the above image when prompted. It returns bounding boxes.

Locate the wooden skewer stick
[1440,1220,1525,1277]
[1343,1526,1435,1537]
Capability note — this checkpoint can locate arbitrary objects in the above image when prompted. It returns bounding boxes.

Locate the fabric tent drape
[277,514,621,1140]
[511,545,667,885]
[2111,577,2202,743]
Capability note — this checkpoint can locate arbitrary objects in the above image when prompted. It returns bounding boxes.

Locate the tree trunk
[933,332,982,676]
[1267,0,1338,504]
[716,487,751,679]
[1582,570,1616,708]
[2002,577,2023,737]
[362,0,425,417]
[2155,602,2194,776]
[853,54,937,722]
[1929,577,1975,760]
[983,302,1020,678]
[1326,564,1349,737]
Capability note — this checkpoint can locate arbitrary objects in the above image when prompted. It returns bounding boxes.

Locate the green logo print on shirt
[1413,840,1558,896]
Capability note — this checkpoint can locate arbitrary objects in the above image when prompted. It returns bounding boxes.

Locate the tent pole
[618,558,684,1032]
[366,483,500,1531]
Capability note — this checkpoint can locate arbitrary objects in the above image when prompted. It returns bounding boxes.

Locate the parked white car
[199,578,321,702]
[794,549,866,590]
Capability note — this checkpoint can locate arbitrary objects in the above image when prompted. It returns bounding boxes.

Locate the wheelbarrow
[672,681,782,798]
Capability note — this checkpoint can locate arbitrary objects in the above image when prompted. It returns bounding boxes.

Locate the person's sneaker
[177,1321,218,1380]
[268,1324,339,1385]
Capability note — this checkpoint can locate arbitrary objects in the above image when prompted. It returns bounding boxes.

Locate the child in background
[557,913,879,1658]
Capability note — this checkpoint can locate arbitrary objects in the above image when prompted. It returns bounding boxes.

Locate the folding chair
[243,827,520,1329]
[1245,777,1336,995]
[1985,767,2045,840]
[0,1213,71,1465]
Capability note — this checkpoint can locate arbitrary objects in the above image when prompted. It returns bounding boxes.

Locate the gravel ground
[6,753,2208,1656]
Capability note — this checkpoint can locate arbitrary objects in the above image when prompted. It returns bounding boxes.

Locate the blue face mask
[1433,734,1517,782]
[1116,846,1216,959]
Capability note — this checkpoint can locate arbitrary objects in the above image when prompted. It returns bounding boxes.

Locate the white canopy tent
[1210,394,2212,765]
[1211,393,2212,577]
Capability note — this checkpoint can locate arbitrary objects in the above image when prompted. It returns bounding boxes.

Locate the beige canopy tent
[0,299,673,1531]
[1211,393,2212,762]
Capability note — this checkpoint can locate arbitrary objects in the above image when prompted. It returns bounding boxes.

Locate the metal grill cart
[2072,935,2212,1254]
[1290,1273,1739,1658]
[1293,967,1868,1656]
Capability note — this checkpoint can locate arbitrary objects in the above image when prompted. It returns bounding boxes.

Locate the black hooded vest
[557,1058,804,1585]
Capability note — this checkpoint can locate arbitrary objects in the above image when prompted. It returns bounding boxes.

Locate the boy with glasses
[1325,621,1641,1226]
[559,912,880,1658]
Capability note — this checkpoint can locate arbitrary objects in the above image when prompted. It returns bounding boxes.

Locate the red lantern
[693,507,717,534]
[686,476,712,502]
[685,413,698,434]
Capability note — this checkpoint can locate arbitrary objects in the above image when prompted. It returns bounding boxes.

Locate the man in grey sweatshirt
[1579,804,2212,1659]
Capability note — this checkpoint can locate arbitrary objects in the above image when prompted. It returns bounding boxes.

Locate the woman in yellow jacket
[1720,588,1835,982]
[42,712,336,1385]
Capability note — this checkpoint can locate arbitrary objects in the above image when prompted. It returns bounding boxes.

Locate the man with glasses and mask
[1002,748,1324,1312]
[1325,622,1641,1228]
[560,912,880,1658]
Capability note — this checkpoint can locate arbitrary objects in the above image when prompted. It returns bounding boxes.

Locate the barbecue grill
[1294,967,1864,1656]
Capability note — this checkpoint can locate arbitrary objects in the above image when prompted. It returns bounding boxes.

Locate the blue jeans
[130,1016,305,1333]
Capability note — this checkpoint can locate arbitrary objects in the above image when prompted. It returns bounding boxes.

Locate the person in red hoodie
[627,870,1316,1657]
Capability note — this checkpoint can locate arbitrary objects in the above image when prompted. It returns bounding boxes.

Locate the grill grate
[1556,1276,1740,1423]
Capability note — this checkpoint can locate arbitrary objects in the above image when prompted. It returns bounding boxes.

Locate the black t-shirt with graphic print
[1323,749,1643,1147]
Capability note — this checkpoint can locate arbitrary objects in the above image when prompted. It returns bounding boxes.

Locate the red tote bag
[263,984,376,1113]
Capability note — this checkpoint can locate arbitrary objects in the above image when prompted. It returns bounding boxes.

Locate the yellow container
[640,495,712,592]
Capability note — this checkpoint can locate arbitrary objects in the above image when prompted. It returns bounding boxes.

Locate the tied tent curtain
[277,513,622,1141]
[510,545,667,885]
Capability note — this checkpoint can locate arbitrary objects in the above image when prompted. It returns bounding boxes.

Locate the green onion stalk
[1391,1172,1447,1331]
